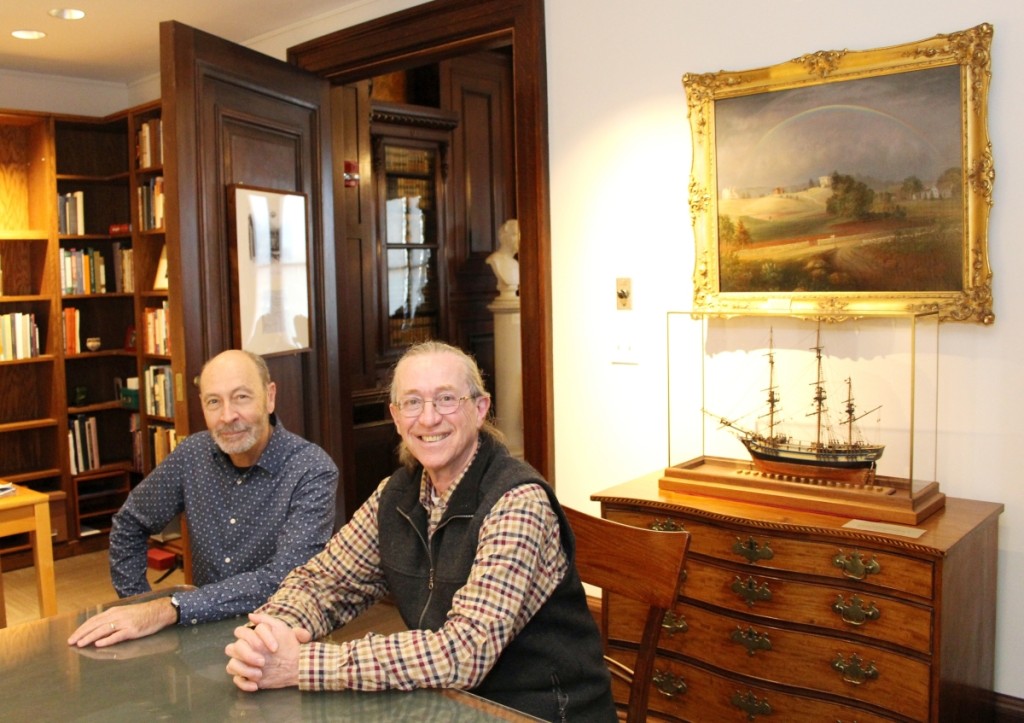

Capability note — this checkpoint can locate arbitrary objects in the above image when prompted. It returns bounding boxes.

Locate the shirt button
[225,557,231,564]
[236,479,243,485]
[230,518,237,524]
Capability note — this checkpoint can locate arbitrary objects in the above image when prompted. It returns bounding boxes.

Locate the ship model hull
[740,436,884,485]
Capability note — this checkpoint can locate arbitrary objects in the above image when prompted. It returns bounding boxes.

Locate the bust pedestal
[488,297,524,458]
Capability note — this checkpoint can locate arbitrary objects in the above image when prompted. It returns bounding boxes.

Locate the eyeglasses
[394,393,473,418]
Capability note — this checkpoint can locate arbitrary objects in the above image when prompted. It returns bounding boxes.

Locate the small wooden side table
[0,485,58,625]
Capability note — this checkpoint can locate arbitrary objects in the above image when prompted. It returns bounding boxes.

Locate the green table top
[0,604,538,721]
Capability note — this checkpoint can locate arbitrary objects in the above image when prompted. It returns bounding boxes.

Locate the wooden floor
[1,550,406,641]
[1,549,186,627]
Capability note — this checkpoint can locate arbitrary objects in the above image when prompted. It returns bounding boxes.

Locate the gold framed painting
[683,23,994,323]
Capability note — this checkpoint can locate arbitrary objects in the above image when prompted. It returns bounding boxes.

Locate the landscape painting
[684,24,994,323]
[715,66,961,294]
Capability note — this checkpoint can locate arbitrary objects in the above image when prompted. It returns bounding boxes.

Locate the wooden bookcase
[0,103,171,564]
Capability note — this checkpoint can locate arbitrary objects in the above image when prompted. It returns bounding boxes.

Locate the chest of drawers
[593,473,1003,722]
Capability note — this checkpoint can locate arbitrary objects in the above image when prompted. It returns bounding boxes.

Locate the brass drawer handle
[731,575,772,607]
[730,690,772,719]
[832,550,881,580]
[649,518,685,532]
[832,593,881,626]
[730,625,772,656]
[832,652,879,685]
[733,536,774,564]
[662,610,689,635]
[652,669,688,698]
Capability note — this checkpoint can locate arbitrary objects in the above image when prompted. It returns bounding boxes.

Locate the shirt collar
[419,436,481,512]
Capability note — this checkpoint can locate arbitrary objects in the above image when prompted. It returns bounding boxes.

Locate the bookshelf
[0,103,174,562]
[0,112,65,557]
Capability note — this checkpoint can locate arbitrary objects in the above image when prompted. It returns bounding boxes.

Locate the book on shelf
[57,191,86,235]
[0,311,40,361]
[150,424,179,467]
[137,176,165,231]
[144,301,171,355]
[0,482,14,498]
[69,414,101,474]
[108,222,132,235]
[152,245,169,290]
[60,247,108,295]
[111,243,134,293]
[63,306,80,354]
[130,412,144,473]
[145,364,174,418]
[137,118,163,169]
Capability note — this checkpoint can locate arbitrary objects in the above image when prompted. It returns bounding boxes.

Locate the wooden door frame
[288,0,554,482]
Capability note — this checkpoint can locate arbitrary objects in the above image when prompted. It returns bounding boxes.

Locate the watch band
[169,594,181,624]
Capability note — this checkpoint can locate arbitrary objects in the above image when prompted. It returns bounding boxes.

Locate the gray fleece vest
[377,435,616,722]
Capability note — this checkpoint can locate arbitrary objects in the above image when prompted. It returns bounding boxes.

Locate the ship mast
[764,329,780,440]
[811,325,826,448]
[841,377,881,445]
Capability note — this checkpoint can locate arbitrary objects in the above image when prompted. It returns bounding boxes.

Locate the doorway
[288,0,553,518]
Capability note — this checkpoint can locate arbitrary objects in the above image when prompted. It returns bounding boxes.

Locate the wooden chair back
[564,506,690,723]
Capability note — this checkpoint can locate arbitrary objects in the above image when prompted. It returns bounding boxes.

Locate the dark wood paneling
[287,0,554,485]
[161,21,351,522]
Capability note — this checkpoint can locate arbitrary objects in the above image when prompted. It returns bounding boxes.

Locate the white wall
[546,0,1024,699]
[4,0,1022,700]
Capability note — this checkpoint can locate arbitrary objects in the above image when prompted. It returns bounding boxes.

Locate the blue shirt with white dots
[109,416,338,625]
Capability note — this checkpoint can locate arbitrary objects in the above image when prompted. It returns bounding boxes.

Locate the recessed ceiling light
[49,8,86,20]
[12,30,47,40]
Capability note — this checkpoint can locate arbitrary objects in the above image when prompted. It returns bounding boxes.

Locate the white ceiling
[0,1,361,85]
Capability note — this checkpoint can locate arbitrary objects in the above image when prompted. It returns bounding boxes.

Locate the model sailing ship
[712,326,884,485]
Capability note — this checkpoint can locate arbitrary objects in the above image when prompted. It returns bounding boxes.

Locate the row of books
[144,301,171,355]
[62,307,82,354]
[138,176,165,231]
[0,251,5,295]
[61,243,135,295]
[60,247,107,295]
[58,191,86,235]
[151,424,179,467]
[0,312,40,360]
[137,118,164,169]
[68,414,101,475]
[145,364,175,418]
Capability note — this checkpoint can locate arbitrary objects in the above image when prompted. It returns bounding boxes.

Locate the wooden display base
[659,456,946,525]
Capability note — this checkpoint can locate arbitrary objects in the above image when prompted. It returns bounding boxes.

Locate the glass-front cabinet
[371,102,458,361]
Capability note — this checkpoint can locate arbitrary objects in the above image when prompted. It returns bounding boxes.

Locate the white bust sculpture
[486,218,520,300]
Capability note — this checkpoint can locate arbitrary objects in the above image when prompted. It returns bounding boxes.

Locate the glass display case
[666,310,942,524]
[371,102,458,359]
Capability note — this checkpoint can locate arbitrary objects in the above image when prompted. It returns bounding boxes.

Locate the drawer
[683,558,932,654]
[607,596,929,720]
[605,508,934,599]
[607,644,902,723]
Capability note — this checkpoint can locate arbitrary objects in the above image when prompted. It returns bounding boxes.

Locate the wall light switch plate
[616,277,632,310]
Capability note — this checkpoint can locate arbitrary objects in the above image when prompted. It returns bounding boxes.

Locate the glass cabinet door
[380,143,442,352]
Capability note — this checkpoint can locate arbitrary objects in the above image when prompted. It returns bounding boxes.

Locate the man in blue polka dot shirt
[68,349,338,648]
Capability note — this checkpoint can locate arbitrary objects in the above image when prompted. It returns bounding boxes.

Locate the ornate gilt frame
[683,24,994,323]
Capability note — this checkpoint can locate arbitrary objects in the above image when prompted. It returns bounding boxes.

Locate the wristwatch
[169,593,182,624]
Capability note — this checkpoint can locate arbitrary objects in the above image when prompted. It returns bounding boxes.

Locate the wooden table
[0,484,58,625]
